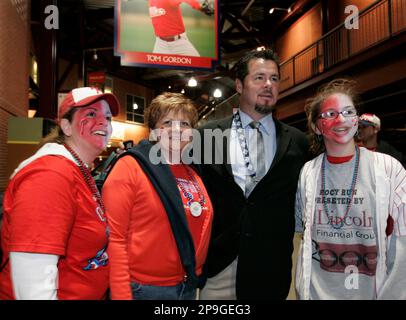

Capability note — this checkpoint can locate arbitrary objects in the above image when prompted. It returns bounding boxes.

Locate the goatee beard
[255,104,275,115]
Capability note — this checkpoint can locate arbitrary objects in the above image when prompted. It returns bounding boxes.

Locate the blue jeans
[130,281,196,300]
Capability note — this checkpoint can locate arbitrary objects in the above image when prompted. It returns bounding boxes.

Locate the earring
[316,134,323,142]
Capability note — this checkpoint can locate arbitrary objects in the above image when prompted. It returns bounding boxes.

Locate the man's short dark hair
[234,49,280,82]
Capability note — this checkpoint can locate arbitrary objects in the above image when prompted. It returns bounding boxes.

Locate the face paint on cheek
[79,119,89,136]
[319,119,332,135]
[74,116,101,146]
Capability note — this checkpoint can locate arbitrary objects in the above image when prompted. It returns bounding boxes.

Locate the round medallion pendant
[190,201,202,217]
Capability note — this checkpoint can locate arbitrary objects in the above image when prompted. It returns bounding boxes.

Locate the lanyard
[232,111,258,178]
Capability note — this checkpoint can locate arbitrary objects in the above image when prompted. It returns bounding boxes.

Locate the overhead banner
[114,0,219,70]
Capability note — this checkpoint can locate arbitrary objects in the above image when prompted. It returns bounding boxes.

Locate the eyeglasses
[318,109,357,120]
[159,120,192,128]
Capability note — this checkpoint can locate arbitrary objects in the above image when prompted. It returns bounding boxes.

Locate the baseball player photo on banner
[114,0,219,70]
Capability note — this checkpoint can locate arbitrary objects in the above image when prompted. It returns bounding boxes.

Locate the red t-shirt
[149,0,201,37]
[0,155,109,300]
[169,164,210,250]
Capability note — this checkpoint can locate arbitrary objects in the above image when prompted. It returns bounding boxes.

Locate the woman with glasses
[295,79,406,299]
[102,92,213,300]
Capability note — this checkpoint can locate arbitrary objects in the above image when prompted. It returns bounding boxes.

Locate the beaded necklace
[63,143,106,222]
[175,165,206,217]
[232,111,256,178]
[321,146,360,229]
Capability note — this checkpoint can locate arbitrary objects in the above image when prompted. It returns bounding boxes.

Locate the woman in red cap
[0,87,120,300]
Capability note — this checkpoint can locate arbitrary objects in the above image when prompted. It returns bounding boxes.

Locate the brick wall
[0,109,10,191]
[0,0,30,191]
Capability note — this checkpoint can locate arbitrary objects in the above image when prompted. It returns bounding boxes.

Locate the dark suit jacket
[199,115,308,300]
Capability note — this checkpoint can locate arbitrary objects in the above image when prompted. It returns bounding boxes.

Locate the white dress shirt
[230,109,277,192]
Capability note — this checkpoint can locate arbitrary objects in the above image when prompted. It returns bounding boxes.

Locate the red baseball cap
[58,87,120,120]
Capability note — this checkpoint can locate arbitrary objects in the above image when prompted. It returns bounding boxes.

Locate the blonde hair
[305,78,360,156]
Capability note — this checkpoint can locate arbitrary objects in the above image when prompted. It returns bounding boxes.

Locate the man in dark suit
[198,49,308,300]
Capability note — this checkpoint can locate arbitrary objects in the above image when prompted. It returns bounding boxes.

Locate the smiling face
[236,58,280,120]
[316,93,358,156]
[155,110,193,160]
[63,100,113,160]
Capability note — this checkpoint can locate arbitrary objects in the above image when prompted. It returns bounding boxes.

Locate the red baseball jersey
[149,0,201,37]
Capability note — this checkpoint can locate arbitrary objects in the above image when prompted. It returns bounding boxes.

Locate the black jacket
[199,116,309,300]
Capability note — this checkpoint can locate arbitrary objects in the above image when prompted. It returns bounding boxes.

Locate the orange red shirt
[0,155,109,300]
[103,156,213,300]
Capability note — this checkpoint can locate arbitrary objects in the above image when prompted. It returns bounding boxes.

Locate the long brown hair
[38,108,78,147]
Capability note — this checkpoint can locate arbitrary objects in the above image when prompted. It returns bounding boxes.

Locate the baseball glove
[201,0,214,16]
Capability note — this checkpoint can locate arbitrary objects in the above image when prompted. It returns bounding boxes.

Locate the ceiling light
[188,77,197,87]
[28,109,37,118]
[269,7,291,14]
[213,88,222,98]
[93,50,98,60]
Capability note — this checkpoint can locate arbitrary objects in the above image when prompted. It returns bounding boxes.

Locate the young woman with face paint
[0,87,120,300]
[294,79,406,300]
